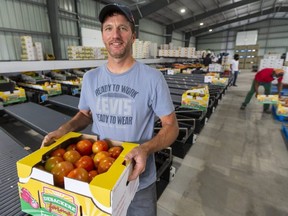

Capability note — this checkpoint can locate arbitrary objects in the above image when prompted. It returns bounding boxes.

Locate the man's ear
[132,32,136,42]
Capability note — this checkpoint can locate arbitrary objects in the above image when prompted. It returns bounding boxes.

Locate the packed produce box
[181,85,209,111]
[10,72,62,97]
[276,104,288,116]
[0,76,26,106]
[211,77,228,86]
[257,95,279,104]
[204,72,220,83]
[276,97,288,116]
[17,132,139,216]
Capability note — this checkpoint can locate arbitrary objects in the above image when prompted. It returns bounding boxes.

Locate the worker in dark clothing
[240,68,284,113]
[203,53,212,67]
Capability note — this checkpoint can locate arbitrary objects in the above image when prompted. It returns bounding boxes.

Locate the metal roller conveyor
[0,128,30,216]
[4,102,91,136]
[48,94,80,112]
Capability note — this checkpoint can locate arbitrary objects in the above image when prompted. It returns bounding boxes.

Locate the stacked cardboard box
[132,39,158,59]
[259,54,284,70]
[34,42,44,60]
[158,46,196,58]
[21,36,34,60]
[208,63,223,72]
[235,44,259,69]
[67,46,107,60]
[21,36,44,61]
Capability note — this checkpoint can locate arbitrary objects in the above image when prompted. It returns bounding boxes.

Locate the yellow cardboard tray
[17,132,139,216]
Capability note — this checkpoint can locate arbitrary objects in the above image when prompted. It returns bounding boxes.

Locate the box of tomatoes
[16,132,139,216]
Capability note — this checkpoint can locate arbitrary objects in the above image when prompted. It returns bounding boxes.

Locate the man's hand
[124,145,149,181]
[41,130,66,148]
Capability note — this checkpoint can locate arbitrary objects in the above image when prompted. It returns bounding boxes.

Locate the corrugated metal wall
[171,31,184,47]
[196,19,288,58]
[0,0,51,61]
[0,0,168,61]
[138,19,165,45]
[0,0,104,61]
[4,1,286,62]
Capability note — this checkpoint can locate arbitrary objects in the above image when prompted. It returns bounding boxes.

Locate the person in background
[203,53,212,67]
[240,68,284,113]
[41,3,179,216]
[230,54,240,86]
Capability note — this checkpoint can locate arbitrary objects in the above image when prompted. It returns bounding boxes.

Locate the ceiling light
[200,22,204,26]
[180,8,186,13]
[209,29,213,32]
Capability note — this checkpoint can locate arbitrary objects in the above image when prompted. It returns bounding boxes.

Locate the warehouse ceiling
[98,0,288,37]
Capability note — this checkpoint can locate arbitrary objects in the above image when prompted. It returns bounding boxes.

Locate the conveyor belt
[4,102,91,136]
[48,94,79,112]
[0,128,29,216]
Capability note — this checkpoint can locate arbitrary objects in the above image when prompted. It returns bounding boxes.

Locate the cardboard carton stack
[208,63,223,72]
[34,42,44,60]
[235,44,259,69]
[67,46,107,60]
[158,45,196,58]
[132,39,158,59]
[259,54,284,70]
[21,36,44,61]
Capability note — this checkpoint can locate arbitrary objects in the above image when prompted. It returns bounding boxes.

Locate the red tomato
[51,161,74,187]
[50,148,66,157]
[76,139,93,155]
[66,144,77,151]
[75,155,94,171]
[92,140,109,154]
[67,167,89,183]
[63,150,81,164]
[93,151,111,168]
[44,156,64,172]
[98,157,115,174]
[108,146,123,159]
[88,170,98,182]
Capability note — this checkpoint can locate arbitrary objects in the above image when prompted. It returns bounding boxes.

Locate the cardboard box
[211,77,228,86]
[257,95,279,104]
[181,85,209,111]
[276,104,288,116]
[17,132,139,216]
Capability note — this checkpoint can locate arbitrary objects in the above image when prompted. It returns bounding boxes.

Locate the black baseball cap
[99,3,135,25]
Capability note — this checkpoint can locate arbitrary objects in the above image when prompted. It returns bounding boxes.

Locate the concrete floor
[157,70,288,216]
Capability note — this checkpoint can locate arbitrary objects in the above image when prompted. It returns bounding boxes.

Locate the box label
[42,187,78,216]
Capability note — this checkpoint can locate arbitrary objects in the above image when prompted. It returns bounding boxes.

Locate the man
[203,53,212,67]
[41,3,179,216]
[230,54,239,86]
[240,68,284,113]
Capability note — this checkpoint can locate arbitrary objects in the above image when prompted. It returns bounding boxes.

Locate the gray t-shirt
[78,61,174,190]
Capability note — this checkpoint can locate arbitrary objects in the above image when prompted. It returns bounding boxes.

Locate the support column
[47,0,62,59]
[134,18,140,38]
[165,26,173,44]
[184,32,191,47]
[74,0,82,45]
